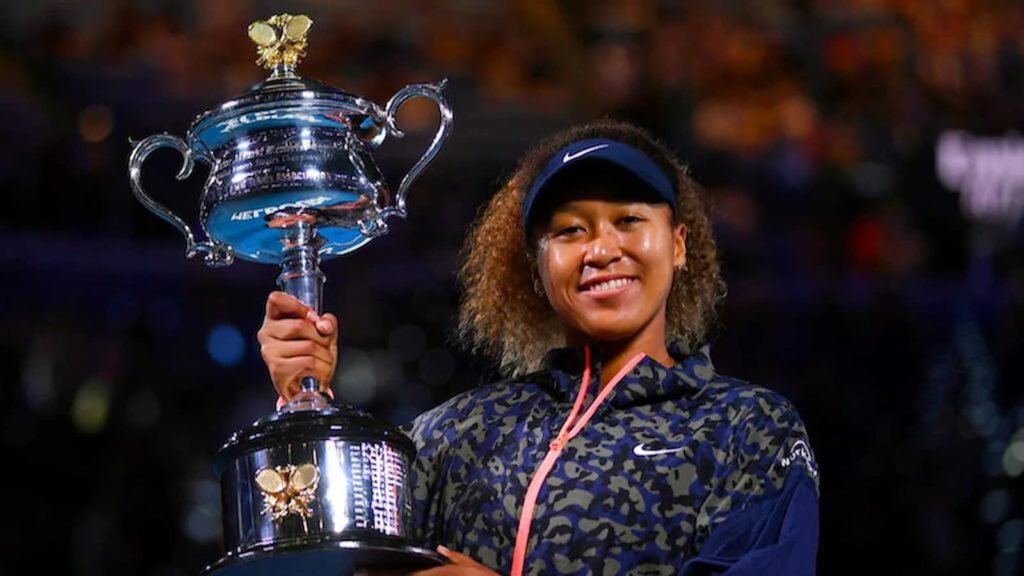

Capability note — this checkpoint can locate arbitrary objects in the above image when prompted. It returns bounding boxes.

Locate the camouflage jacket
[403,342,820,575]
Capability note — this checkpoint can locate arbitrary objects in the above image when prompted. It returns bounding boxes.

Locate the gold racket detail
[255,463,321,523]
[247,14,313,70]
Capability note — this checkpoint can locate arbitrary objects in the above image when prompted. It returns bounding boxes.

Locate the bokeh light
[335,347,377,406]
[71,377,111,435]
[78,105,113,143]
[206,323,246,367]
[388,323,427,362]
[418,347,456,386]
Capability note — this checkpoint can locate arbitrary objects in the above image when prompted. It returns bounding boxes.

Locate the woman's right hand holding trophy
[258,291,339,403]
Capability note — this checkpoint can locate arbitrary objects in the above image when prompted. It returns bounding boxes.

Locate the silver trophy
[128,14,452,574]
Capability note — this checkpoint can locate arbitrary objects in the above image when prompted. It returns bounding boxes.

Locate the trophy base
[203,539,445,575]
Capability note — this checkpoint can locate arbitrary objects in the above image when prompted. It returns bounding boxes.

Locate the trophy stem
[269,63,298,79]
[275,216,329,407]
[278,246,324,316]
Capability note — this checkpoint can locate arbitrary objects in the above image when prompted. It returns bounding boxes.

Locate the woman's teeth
[587,278,634,292]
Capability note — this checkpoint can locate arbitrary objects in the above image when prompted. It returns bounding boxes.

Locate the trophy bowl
[127,14,452,575]
[129,14,451,267]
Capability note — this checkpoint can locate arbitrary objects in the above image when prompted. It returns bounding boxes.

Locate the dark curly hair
[457,119,725,376]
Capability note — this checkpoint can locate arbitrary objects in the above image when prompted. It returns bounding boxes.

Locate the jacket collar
[540,341,715,408]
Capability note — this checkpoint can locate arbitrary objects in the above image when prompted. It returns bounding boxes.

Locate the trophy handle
[128,134,235,267]
[378,79,453,220]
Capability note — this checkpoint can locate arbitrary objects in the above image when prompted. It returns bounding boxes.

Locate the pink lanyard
[510,347,646,576]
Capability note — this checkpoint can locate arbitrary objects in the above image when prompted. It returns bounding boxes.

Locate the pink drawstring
[510,347,646,576]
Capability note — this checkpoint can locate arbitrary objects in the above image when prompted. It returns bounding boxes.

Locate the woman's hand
[411,546,500,575]
[257,291,339,401]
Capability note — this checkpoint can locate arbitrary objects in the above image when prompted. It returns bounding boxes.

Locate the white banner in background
[937,131,1024,226]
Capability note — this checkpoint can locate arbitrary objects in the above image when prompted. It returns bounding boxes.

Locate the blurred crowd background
[1,0,1022,574]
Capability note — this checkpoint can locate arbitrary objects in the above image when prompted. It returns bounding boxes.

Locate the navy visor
[522,138,676,230]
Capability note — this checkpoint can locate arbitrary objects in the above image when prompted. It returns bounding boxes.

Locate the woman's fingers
[261,339,335,366]
[315,313,337,337]
[259,318,334,346]
[265,290,312,320]
[436,546,491,569]
[409,546,499,575]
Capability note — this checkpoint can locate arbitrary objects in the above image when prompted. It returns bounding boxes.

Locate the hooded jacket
[402,342,820,575]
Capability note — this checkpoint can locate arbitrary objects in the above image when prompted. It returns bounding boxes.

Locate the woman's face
[533,180,686,346]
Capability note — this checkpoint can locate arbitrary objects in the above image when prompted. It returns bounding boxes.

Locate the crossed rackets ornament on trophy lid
[128,13,452,575]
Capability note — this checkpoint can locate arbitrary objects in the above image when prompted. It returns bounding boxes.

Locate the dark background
[1,1,1022,574]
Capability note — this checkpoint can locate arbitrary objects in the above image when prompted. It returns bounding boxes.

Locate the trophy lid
[190,14,385,154]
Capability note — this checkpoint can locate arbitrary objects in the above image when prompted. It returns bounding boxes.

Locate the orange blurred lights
[78,105,113,143]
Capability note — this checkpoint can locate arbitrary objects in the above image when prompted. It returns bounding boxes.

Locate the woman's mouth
[580,277,637,298]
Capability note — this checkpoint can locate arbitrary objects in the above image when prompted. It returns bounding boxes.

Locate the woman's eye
[555,225,583,237]
[618,215,644,225]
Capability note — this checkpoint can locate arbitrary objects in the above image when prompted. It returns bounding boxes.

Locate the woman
[259,120,820,575]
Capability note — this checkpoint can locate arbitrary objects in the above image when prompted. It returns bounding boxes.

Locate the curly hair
[456,119,725,376]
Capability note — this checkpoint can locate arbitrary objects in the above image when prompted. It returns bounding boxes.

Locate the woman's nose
[582,230,622,267]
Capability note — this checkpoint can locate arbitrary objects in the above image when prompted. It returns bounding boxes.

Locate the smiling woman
[529,169,686,372]
[457,121,724,379]
[259,119,820,575]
